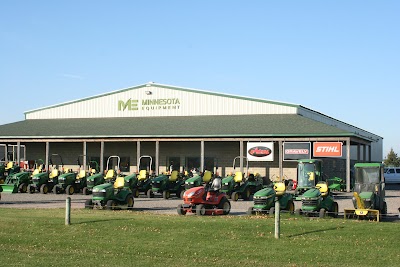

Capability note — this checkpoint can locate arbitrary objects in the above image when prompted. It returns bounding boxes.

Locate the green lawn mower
[221,156,263,201]
[52,154,82,195]
[184,170,213,190]
[295,181,339,218]
[28,155,63,194]
[0,163,31,193]
[149,170,185,199]
[247,182,295,215]
[85,176,134,210]
[83,161,105,195]
[136,155,155,197]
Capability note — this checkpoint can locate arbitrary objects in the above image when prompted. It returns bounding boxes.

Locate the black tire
[247,206,254,215]
[163,190,170,199]
[242,188,251,201]
[295,208,302,216]
[146,189,154,198]
[331,202,339,218]
[132,188,139,198]
[52,185,58,194]
[180,190,185,199]
[218,197,231,215]
[196,204,206,216]
[19,183,28,193]
[269,207,275,215]
[177,204,186,215]
[85,199,93,209]
[381,201,387,220]
[126,194,134,209]
[231,192,239,202]
[319,208,326,218]
[28,184,35,194]
[40,184,48,194]
[286,200,295,214]
[106,199,117,210]
[66,185,74,195]
[83,187,89,195]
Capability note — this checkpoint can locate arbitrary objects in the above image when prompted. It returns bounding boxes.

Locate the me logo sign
[313,142,342,157]
[118,99,138,111]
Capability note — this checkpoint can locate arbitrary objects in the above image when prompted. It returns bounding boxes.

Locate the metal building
[0,82,382,191]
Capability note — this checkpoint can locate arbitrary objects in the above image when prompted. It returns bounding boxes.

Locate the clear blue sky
[1,1,399,157]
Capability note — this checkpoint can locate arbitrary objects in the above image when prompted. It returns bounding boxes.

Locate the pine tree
[383,148,400,167]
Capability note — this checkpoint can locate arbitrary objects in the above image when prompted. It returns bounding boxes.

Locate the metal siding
[26,85,298,119]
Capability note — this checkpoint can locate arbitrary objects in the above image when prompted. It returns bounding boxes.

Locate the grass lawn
[0,208,399,267]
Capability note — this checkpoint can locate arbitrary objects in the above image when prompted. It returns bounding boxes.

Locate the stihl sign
[313,142,342,157]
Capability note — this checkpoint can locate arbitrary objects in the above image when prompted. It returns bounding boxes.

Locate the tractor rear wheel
[40,184,48,194]
[269,207,275,215]
[146,189,154,198]
[82,187,89,195]
[28,184,35,194]
[66,185,74,195]
[319,208,326,218]
[85,199,93,209]
[231,192,239,201]
[196,204,206,216]
[180,190,185,199]
[177,204,186,215]
[132,188,139,198]
[242,188,251,201]
[163,190,170,199]
[218,197,231,215]
[106,199,117,210]
[176,187,183,199]
[247,206,254,215]
[126,194,134,210]
[331,202,339,218]
[19,183,28,193]
[52,186,58,194]
[286,200,295,214]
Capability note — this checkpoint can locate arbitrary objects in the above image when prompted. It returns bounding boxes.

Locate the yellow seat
[5,162,13,170]
[234,171,243,183]
[274,182,286,196]
[114,177,125,189]
[203,171,212,183]
[105,170,115,180]
[138,170,148,181]
[32,169,40,176]
[169,170,179,182]
[49,169,59,179]
[316,182,328,197]
[76,170,86,179]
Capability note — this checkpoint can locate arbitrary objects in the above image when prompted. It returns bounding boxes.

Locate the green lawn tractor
[0,168,31,193]
[247,182,295,215]
[28,155,63,194]
[184,170,213,190]
[295,181,339,218]
[85,176,134,210]
[294,159,324,201]
[149,170,185,199]
[83,161,105,195]
[344,163,387,222]
[0,163,6,184]
[135,155,155,197]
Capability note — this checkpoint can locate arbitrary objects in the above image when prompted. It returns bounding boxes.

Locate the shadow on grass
[287,226,344,238]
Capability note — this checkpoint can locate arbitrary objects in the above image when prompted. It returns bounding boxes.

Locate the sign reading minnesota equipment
[118,98,181,111]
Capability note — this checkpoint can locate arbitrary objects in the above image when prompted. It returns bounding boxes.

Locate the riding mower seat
[316,182,329,197]
[105,169,115,181]
[138,170,148,181]
[234,172,243,183]
[203,171,212,183]
[5,162,13,170]
[114,177,125,190]
[169,170,179,182]
[49,169,59,179]
[76,170,86,179]
[273,182,286,196]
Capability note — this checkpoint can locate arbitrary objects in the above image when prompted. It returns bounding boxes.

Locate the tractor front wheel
[196,204,206,216]
[82,187,89,195]
[331,202,339,218]
[66,185,74,195]
[52,186,58,194]
[247,206,254,216]
[319,208,326,218]
[126,194,134,210]
[231,192,239,201]
[28,184,35,194]
[180,190,185,199]
[163,190,170,199]
[40,184,48,194]
[242,188,251,201]
[132,188,139,198]
[286,200,295,214]
[106,199,117,210]
[177,204,186,215]
[269,207,275,215]
[146,189,154,198]
[19,183,28,193]
[85,199,93,209]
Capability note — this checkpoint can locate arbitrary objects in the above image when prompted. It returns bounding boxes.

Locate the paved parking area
[1,184,399,219]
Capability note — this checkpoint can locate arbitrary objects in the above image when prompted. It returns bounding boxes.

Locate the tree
[383,148,400,167]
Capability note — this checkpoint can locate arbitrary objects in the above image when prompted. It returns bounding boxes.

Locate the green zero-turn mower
[149,170,185,199]
[136,155,155,198]
[247,181,295,215]
[295,181,339,218]
[344,163,387,222]
[83,160,105,195]
[0,162,31,193]
[294,159,324,201]
[28,155,63,194]
[221,156,263,201]
[85,175,134,210]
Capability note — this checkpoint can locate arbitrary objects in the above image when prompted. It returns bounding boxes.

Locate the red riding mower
[177,177,231,216]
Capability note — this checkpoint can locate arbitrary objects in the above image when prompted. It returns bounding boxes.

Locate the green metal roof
[0,114,354,139]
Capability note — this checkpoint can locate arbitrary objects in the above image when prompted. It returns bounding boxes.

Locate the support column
[83,142,87,171]
[100,141,104,173]
[279,141,283,181]
[200,140,205,172]
[239,140,244,173]
[155,141,159,175]
[363,145,366,162]
[368,145,372,162]
[16,141,21,165]
[346,138,351,192]
[357,144,361,162]
[45,142,50,171]
[137,141,141,173]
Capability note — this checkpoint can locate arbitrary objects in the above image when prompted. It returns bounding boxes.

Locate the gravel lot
[1,184,399,220]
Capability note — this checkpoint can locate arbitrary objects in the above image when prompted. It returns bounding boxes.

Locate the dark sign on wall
[283,142,311,161]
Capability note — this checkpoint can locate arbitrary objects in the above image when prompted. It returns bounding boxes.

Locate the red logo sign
[248,146,272,157]
[313,142,342,157]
